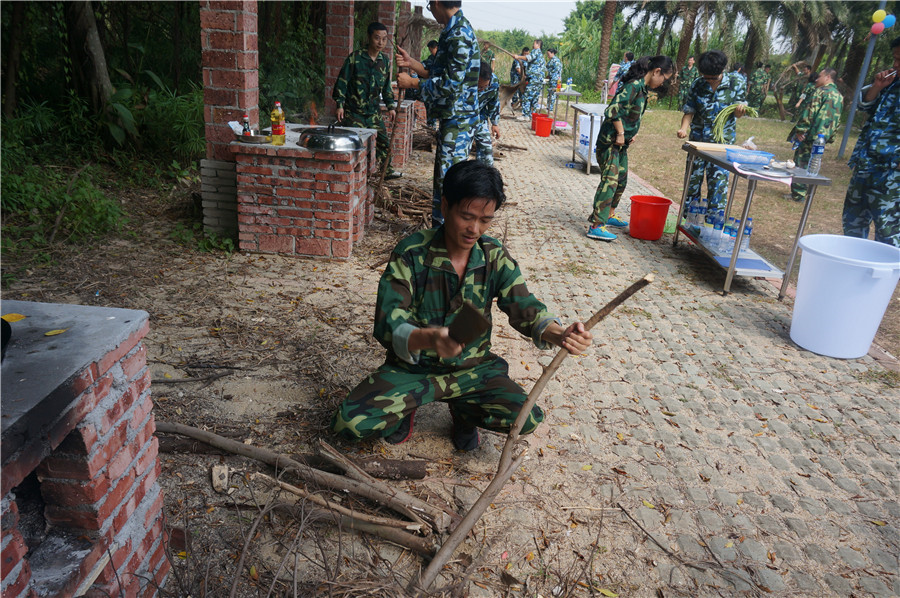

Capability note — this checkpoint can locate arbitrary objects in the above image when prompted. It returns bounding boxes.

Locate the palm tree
[594,0,617,92]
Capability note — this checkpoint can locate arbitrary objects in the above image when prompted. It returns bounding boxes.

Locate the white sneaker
[516,115,526,121]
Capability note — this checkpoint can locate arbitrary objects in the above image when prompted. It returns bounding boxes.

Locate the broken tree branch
[498,273,655,472]
[155,421,453,533]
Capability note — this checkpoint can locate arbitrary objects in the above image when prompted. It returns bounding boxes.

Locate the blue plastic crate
[726,149,775,165]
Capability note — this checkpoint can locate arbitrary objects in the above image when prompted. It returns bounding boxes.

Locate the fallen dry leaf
[44,329,67,336]
[2,313,26,322]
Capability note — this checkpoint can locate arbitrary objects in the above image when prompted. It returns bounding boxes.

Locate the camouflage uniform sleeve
[491,244,559,349]
[333,54,354,109]
[487,78,500,125]
[374,251,420,364]
[734,72,748,104]
[682,80,699,114]
[381,53,396,110]
[793,89,817,138]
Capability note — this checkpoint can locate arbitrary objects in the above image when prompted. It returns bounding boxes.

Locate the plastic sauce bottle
[807,133,825,176]
[242,113,252,136]
[270,101,286,146]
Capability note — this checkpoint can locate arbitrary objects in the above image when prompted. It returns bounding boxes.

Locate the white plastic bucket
[790,234,900,359]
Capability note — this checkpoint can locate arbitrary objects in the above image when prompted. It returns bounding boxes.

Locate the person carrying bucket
[587,55,675,242]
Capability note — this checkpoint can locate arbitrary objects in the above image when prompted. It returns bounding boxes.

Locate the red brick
[244,165,272,175]
[1,529,27,580]
[129,396,155,434]
[44,505,102,531]
[97,469,138,526]
[99,387,138,439]
[200,9,235,30]
[236,51,259,70]
[258,235,295,254]
[0,559,32,598]
[201,49,236,70]
[55,422,99,456]
[332,240,352,258]
[141,541,170,598]
[96,322,149,376]
[314,211,350,221]
[142,488,165,531]
[295,239,330,256]
[40,475,111,508]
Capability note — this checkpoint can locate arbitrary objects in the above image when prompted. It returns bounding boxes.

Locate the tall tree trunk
[65,0,113,114]
[672,1,698,101]
[656,11,675,56]
[3,1,26,118]
[595,0,617,92]
[744,25,759,71]
[840,32,867,104]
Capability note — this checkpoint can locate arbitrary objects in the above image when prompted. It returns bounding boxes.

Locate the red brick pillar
[200,0,259,237]
[325,0,354,119]
[377,1,396,74]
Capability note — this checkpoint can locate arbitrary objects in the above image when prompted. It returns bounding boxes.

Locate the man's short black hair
[891,36,900,49]
[534,39,543,47]
[427,40,438,49]
[755,61,764,68]
[697,50,728,76]
[478,61,493,81]
[367,22,387,37]
[765,63,772,68]
[625,52,634,61]
[547,48,557,55]
[820,67,837,80]
[442,161,506,210]
[521,46,530,54]
[437,1,462,8]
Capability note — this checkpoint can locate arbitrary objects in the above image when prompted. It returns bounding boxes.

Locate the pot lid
[297,124,364,152]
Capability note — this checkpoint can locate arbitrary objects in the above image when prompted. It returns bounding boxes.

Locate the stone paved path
[433,117,899,596]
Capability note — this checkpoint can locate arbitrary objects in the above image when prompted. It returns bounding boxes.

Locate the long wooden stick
[498,273,655,473]
[155,421,452,533]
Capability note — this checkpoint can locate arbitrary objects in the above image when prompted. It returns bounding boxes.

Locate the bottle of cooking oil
[270,101,285,145]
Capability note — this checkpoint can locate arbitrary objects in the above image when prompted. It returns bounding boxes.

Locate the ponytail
[621,55,675,86]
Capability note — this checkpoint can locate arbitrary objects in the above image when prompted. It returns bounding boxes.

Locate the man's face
[429,45,438,56]
[369,29,388,53]
[533,40,540,49]
[441,198,496,250]
[477,78,490,91]
[427,1,450,25]
[815,71,830,88]
[547,51,555,59]
[688,57,695,67]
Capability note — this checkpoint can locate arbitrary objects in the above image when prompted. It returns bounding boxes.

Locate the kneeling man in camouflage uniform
[332,161,592,451]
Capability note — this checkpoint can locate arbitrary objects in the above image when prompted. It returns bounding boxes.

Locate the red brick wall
[1,323,168,598]
[324,1,354,119]
[380,99,415,168]
[201,0,259,161]
[233,138,376,258]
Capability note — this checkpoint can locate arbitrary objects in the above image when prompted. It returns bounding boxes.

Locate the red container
[531,112,539,131]
[535,115,552,137]
[629,195,672,241]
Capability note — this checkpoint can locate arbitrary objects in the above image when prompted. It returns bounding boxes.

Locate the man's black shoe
[451,412,480,452]
[384,410,415,445]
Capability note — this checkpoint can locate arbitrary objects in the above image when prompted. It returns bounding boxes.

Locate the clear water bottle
[701,209,715,243]
[719,217,732,252]
[740,217,753,252]
[683,198,696,227]
[727,218,739,253]
[713,209,725,249]
[697,197,708,232]
[807,133,825,175]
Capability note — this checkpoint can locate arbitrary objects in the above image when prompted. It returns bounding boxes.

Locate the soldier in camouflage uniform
[545,48,563,112]
[332,161,593,450]
[678,56,698,107]
[472,62,500,166]
[333,22,398,177]
[746,61,770,110]
[513,40,545,119]
[587,56,675,242]
[787,63,812,109]
[793,73,817,121]
[843,37,900,247]
[787,68,843,203]
[397,1,480,225]
[677,50,748,213]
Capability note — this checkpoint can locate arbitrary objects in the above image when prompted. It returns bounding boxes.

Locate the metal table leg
[724,179,757,294]
[780,184,818,300]
[722,172,740,221]
[673,152,695,246]
[586,115,596,175]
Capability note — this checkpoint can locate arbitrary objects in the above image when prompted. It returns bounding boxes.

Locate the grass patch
[855,368,900,389]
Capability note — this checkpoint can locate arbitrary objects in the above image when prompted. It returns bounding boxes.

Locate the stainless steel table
[673,143,832,298]
[570,103,607,174]
[552,89,582,133]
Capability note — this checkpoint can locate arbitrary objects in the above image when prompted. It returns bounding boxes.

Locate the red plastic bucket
[629,195,672,240]
[535,116,552,137]
[531,112,539,130]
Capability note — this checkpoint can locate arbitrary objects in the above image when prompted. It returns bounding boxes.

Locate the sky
[411,1,579,36]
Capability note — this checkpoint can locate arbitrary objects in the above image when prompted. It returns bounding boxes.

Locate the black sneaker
[383,411,415,445]
[450,412,480,452]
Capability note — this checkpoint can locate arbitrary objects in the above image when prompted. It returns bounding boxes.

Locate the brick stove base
[1,301,168,598]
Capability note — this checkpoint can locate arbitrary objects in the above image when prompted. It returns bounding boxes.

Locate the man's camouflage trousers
[433,114,478,224]
[339,111,392,171]
[687,155,729,212]
[843,166,900,247]
[521,81,542,117]
[790,144,812,203]
[332,357,544,441]
[547,89,558,112]
[589,143,629,224]
[472,120,494,167]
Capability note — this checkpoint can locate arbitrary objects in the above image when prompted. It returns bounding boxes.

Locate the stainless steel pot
[296,124,364,152]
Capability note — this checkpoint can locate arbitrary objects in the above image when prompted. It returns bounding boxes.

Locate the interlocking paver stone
[859,575,894,597]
